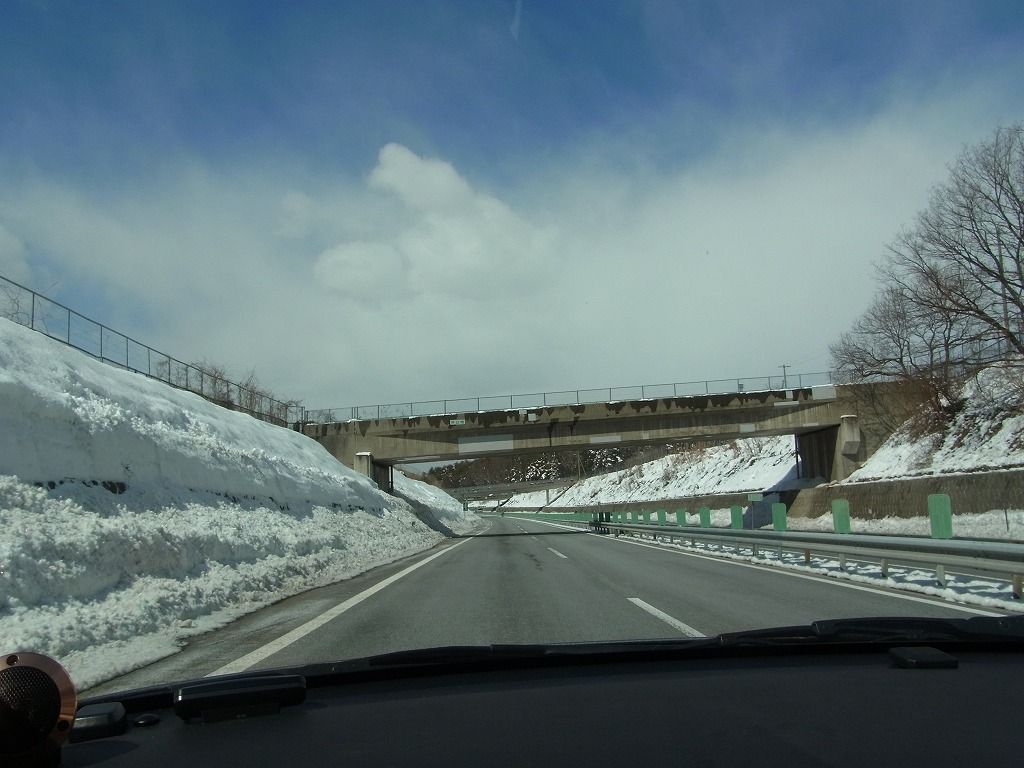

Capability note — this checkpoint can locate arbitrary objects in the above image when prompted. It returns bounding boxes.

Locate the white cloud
[0,222,31,284]
[0,80,1017,410]
[314,240,411,302]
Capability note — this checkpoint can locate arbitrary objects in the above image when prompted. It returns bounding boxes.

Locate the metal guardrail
[504,514,1024,598]
[305,371,836,423]
[0,273,304,428]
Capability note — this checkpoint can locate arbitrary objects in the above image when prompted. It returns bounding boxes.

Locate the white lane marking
[515,517,1005,617]
[207,537,476,677]
[546,547,568,559]
[628,597,705,637]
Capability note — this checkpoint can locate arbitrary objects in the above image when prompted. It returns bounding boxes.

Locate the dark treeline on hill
[425,443,692,488]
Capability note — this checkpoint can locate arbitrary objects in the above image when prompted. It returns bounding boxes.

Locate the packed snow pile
[498,436,799,508]
[0,319,480,688]
[846,362,1024,482]
[392,470,482,535]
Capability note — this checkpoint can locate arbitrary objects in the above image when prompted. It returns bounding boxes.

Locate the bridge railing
[0,273,304,427]
[303,371,836,424]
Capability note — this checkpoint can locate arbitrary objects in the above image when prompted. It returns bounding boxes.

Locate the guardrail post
[935,564,947,587]
[657,509,666,526]
[1013,574,1022,600]
[771,503,787,532]
[675,507,687,526]
[699,507,711,528]
[831,499,851,534]
[928,494,954,539]
[730,506,743,530]
[642,509,650,524]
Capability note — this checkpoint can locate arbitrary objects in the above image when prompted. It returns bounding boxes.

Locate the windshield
[1,1,1023,699]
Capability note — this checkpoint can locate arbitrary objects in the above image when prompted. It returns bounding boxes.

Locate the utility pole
[779,364,790,388]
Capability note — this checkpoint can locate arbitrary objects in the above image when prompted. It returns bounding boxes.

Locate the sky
[1,0,1023,411]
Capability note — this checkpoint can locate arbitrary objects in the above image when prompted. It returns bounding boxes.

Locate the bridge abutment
[354,451,394,493]
[795,415,865,482]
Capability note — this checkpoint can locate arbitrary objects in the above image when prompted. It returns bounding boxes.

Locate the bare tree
[833,124,1024,421]
[884,123,1024,357]
[830,283,976,417]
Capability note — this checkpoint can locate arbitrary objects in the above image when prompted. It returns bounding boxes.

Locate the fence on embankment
[0,273,303,428]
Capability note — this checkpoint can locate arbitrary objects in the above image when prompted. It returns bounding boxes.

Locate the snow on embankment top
[845,363,1024,483]
[0,318,376,507]
[503,436,798,507]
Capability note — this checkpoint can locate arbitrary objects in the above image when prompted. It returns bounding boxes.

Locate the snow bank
[499,436,798,508]
[0,319,480,688]
[846,362,1024,482]
[392,470,486,535]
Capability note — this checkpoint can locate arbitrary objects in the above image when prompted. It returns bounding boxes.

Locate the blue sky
[1,1,1023,408]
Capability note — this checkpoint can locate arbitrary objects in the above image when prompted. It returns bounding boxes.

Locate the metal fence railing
[303,371,836,424]
[0,273,304,428]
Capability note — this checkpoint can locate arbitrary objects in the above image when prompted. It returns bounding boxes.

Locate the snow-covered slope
[846,363,1024,482]
[0,318,480,688]
[392,470,483,535]
[497,436,798,508]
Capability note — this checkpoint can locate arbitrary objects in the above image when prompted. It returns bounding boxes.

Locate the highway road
[86,514,1004,695]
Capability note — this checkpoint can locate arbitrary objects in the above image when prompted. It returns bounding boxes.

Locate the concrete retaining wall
[788,470,1024,520]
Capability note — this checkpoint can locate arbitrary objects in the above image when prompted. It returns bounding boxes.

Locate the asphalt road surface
[87,515,1004,695]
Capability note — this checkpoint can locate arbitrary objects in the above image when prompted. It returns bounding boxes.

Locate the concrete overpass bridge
[303,380,923,490]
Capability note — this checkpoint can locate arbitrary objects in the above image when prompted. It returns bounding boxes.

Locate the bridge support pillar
[834,414,863,480]
[354,451,373,478]
[796,415,864,482]
[354,451,395,494]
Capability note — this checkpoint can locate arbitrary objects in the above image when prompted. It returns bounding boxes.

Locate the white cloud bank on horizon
[0,87,1017,409]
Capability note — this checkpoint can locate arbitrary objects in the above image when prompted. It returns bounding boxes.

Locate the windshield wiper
[716,614,1024,647]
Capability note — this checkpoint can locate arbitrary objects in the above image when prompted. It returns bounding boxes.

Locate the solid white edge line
[628,597,705,637]
[514,517,1005,617]
[207,536,476,677]
[546,547,568,559]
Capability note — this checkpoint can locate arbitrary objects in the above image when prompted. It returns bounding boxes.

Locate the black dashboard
[61,644,1022,767]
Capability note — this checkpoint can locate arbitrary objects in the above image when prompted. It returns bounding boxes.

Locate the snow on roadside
[499,436,798,508]
[0,319,480,689]
[392,470,487,535]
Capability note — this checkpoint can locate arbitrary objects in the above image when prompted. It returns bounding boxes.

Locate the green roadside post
[928,494,954,539]
[730,506,743,529]
[676,508,687,526]
[832,499,851,534]
[657,509,667,526]
[643,509,651,524]
[699,507,711,528]
[771,502,788,532]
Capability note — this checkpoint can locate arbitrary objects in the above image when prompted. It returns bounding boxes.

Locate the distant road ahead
[88,515,1002,694]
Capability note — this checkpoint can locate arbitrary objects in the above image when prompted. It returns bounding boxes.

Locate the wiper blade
[717,614,1024,647]
[283,639,716,678]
